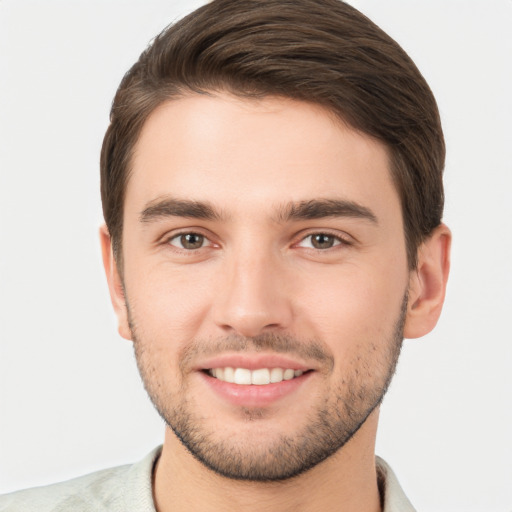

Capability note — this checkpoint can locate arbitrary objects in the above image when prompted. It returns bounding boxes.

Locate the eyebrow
[140,197,223,223]
[275,199,378,224]
[139,196,377,225]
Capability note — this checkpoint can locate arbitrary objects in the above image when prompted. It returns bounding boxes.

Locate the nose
[212,249,293,338]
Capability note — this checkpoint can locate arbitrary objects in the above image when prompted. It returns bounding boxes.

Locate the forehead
[126,92,400,224]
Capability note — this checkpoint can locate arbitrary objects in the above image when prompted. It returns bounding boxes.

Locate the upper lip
[195,353,314,372]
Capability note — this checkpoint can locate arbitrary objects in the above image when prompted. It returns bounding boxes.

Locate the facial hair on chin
[129,292,407,482]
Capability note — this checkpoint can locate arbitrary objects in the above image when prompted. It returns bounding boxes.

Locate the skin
[101,93,451,512]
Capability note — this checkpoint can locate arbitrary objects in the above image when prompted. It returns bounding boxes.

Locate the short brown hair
[100,0,445,269]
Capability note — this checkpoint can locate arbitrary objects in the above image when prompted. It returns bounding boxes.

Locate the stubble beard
[129,294,407,482]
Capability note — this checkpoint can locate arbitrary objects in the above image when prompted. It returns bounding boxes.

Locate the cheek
[123,261,215,343]
[292,262,407,351]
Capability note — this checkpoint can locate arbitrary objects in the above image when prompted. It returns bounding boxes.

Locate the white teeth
[223,367,235,383]
[209,367,306,385]
[234,368,252,385]
[283,369,295,380]
[251,368,270,385]
[270,368,284,383]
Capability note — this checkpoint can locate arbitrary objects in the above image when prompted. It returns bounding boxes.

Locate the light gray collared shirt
[0,447,415,511]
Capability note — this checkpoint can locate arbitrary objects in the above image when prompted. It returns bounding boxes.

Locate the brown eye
[169,233,207,250]
[310,233,337,249]
[182,233,204,249]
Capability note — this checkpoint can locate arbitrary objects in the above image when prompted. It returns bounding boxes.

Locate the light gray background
[1,1,511,511]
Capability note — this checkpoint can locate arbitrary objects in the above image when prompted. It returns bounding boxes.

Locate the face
[116,93,411,480]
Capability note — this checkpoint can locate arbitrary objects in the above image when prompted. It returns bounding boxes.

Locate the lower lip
[199,371,312,407]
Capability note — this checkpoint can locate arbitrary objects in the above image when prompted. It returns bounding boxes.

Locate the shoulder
[0,465,130,512]
[376,456,416,512]
[0,446,161,512]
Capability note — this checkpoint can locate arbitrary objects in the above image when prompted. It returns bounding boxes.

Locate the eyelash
[296,232,352,250]
[164,230,352,252]
[166,231,214,251]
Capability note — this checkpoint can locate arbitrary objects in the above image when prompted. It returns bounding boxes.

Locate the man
[0,0,450,510]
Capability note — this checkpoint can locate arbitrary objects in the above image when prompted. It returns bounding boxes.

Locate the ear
[404,223,451,339]
[99,225,132,340]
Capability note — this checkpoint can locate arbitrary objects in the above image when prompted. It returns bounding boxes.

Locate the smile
[208,367,306,385]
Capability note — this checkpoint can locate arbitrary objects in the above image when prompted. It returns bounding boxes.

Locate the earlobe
[99,225,132,341]
[403,223,451,339]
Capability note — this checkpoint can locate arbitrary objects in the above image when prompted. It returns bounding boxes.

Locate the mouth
[205,367,309,385]
[195,354,315,406]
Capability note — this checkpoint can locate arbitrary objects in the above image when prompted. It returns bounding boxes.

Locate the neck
[153,409,382,512]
